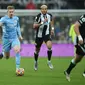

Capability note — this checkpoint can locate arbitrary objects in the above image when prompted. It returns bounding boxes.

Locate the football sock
[0,52,4,59]
[47,50,52,61]
[0,53,3,56]
[16,52,20,69]
[66,59,76,74]
[84,70,85,73]
[2,51,4,56]
[34,52,38,62]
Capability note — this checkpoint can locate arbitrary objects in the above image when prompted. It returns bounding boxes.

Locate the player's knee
[35,47,40,53]
[77,59,82,63]
[47,43,52,49]
[47,44,52,50]
[48,48,52,51]
[14,49,20,53]
[75,58,81,63]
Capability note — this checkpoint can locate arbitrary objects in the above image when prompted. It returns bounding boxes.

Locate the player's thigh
[12,39,20,53]
[74,45,84,63]
[74,36,85,57]
[46,40,52,48]
[44,35,52,48]
[2,38,11,53]
[75,44,85,56]
[35,38,43,50]
[74,53,84,63]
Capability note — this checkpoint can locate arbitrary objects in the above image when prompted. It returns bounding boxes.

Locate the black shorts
[35,35,51,48]
[75,37,85,56]
[75,45,85,56]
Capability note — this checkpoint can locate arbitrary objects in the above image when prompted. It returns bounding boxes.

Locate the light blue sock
[16,52,20,69]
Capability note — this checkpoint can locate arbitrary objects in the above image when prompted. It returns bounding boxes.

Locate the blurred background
[0,0,85,56]
[0,0,85,44]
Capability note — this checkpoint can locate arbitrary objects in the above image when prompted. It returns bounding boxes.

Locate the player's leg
[0,52,4,59]
[4,52,10,59]
[45,40,53,69]
[44,35,53,69]
[34,47,40,71]
[34,38,43,70]
[0,38,11,59]
[83,70,85,77]
[12,39,21,70]
[0,52,10,59]
[64,45,84,81]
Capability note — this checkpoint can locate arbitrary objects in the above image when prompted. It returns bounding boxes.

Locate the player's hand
[44,18,48,23]
[51,29,54,35]
[19,36,23,43]
[78,35,83,44]
[79,40,83,45]
[40,18,48,25]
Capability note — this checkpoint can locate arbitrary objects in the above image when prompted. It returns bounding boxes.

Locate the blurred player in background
[64,15,85,81]
[69,24,76,43]
[33,5,54,70]
[0,6,23,72]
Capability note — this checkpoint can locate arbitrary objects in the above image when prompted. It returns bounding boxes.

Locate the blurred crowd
[0,0,84,44]
[17,16,78,44]
[0,0,85,9]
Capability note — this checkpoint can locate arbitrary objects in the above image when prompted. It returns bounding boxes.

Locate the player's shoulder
[82,14,85,17]
[0,15,7,20]
[36,13,41,17]
[80,14,85,18]
[13,16,19,20]
[47,13,52,16]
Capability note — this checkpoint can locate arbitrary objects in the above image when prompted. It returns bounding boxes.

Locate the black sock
[47,50,52,61]
[66,62,76,74]
[84,70,85,73]
[34,53,38,62]
[0,53,3,59]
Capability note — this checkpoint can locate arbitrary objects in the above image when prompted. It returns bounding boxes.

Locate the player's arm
[17,18,23,42]
[33,14,44,29]
[33,18,41,29]
[0,17,4,27]
[0,18,4,30]
[50,14,54,35]
[0,22,3,27]
[74,21,81,36]
[0,23,2,29]
[51,18,54,30]
[74,15,84,44]
[33,21,41,29]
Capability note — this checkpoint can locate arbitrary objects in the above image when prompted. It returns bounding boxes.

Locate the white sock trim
[71,59,76,64]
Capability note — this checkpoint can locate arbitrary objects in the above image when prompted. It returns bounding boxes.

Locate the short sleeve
[0,17,5,24]
[78,15,85,25]
[34,13,41,24]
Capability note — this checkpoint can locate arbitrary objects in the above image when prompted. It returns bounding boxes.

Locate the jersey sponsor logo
[82,18,85,22]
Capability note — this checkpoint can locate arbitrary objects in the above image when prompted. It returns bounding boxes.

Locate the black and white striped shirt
[78,14,85,38]
[34,13,52,38]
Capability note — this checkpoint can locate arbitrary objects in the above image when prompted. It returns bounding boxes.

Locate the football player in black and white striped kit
[64,15,85,81]
[33,5,54,70]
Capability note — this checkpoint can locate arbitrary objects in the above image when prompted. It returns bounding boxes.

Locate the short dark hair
[7,6,15,10]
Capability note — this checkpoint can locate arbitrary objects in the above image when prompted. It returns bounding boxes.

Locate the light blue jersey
[0,15,21,69]
[0,15,21,39]
[0,15,21,52]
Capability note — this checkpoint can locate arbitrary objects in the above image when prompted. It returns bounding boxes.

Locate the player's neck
[7,15,13,18]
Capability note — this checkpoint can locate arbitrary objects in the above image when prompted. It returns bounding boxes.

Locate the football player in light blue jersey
[0,6,23,72]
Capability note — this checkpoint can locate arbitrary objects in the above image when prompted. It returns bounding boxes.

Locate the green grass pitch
[0,57,85,85]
